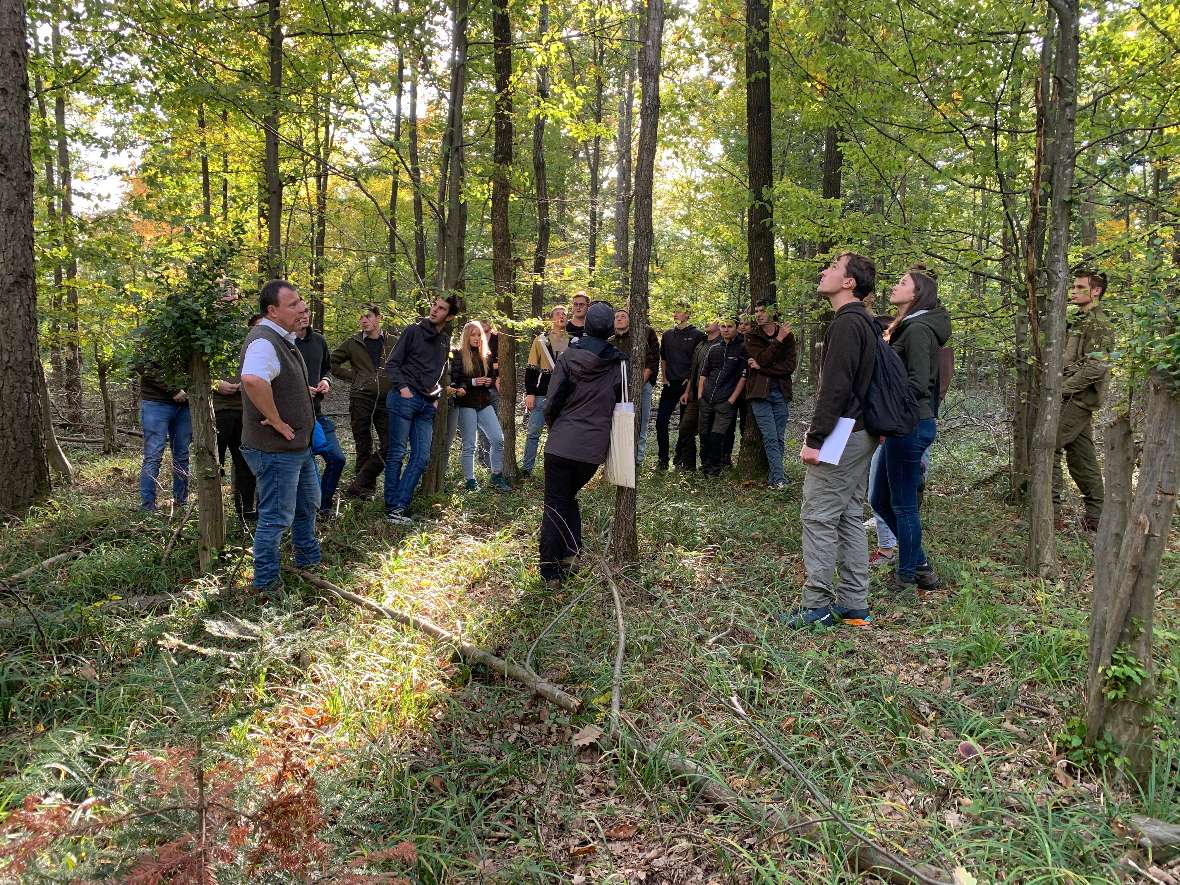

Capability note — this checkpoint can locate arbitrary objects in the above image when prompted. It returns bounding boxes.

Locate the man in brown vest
[239,280,321,593]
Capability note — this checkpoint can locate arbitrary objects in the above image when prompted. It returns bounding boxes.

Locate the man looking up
[522,306,569,476]
[611,307,660,464]
[333,304,395,500]
[697,318,747,477]
[1055,270,1114,532]
[566,291,590,344]
[783,252,878,629]
[295,304,346,518]
[657,303,706,471]
[745,300,798,490]
[383,293,462,524]
[676,319,719,471]
[239,280,321,594]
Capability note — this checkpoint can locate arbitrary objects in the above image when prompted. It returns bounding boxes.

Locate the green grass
[1,422,1178,882]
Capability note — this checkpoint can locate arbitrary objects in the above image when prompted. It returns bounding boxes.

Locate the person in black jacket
[295,304,346,518]
[449,320,509,492]
[869,267,951,593]
[696,319,747,476]
[657,304,706,470]
[539,301,624,588]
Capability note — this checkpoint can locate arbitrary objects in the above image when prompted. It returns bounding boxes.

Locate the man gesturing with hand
[239,280,321,594]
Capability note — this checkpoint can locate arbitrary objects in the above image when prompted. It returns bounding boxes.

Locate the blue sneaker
[777,606,837,629]
[833,606,872,627]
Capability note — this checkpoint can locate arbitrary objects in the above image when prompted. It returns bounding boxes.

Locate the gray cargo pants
[800,429,878,611]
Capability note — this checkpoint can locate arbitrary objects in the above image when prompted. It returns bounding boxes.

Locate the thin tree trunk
[492,0,517,482]
[388,41,405,305]
[221,108,230,221]
[610,0,664,562]
[531,0,551,318]
[37,362,73,483]
[95,343,118,454]
[264,0,284,278]
[1025,0,1079,578]
[408,67,427,286]
[1085,376,1179,779]
[311,90,331,328]
[198,103,212,220]
[587,30,605,274]
[30,34,65,389]
[51,17,82,427]
[613,7,637,299]
[187,354,225,573]
[0,0,52,511]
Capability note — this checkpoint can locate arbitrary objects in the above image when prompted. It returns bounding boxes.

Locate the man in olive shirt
[1055,270,1114,531]
[332,304,396,499]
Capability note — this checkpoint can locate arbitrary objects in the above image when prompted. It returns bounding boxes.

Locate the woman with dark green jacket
[869,268,952,594]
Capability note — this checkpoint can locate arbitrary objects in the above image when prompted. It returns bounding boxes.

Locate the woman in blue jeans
[449,321,509,492]
[869,267,952,593]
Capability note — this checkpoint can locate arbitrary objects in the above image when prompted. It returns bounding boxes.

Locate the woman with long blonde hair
[448,320,509,491]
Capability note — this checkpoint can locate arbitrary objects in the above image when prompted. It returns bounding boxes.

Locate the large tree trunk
[1085,377,1180,780]
[0,0,52,511]
[1024,0,1079,578]
[408,67,427,286]
[492,0,517,482]
[530,0,551,318]
[51,17,82,427]
[264,0,284,279]
[613,6,637,299]
[610,0,664,563]
[587,30,605,274]
[187,354,225,573]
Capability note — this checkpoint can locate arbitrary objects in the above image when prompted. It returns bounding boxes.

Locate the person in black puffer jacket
[868,266,952,594]
[539,301,625,587]
[449,320,509,493]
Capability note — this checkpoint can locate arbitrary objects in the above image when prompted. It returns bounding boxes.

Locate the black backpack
[850,312,920,438]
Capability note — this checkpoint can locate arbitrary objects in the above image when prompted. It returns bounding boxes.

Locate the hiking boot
[886,570,919,595]
[491,473,512,492]
[464,478,479,492]
[914,563,942,591]
[385,509,413,526]
[776,606,837,629]
[656,460,669,472]
[833,605,872,627]
[869,547,897,567]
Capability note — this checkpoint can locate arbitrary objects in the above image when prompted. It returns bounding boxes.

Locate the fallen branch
[1129,814,1180,863]
[602,564,626,737]
[2,549,85,584]
[161,505,195,565]
[283,567,582,713]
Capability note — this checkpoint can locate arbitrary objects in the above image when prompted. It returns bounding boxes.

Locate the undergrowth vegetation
[2,404,1178,882]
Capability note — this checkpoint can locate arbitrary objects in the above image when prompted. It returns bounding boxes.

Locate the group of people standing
[134,257,1111,614]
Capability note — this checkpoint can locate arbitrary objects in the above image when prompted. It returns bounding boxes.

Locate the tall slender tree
[492,0,517,481]
[263,0,284,279]
[531,0,551,318]
[613,6,637,298]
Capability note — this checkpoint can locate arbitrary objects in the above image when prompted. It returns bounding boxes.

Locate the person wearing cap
[539,301,626,587]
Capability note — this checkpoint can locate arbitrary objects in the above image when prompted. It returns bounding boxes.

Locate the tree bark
[408,67,427,287]
[388,41,405,305]
[221,108,230,221]
[587,30,605,274]
[311,90,331,328]
[613,6,638,299]
[198,103,212,220]
[1024,0,1079,578]
[0,0,52,511]
[263,0,284,279]
[187,354,225,573]
[610,0,664,562]
[95,343,118,454]
[51,16,82,427]
[37,362,73,484]
[531,0,551,318]
[492,0,517,482]
[1085,377,1179,780]
[30,33,65,389]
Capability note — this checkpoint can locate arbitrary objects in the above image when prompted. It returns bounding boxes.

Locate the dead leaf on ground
[1052,760,1075,788]
[958,740,981,761]
[604,820,639,841]
[953,867,978,885]
[427,774,446,793]
[569,840,597,858]
[572,723,603,748]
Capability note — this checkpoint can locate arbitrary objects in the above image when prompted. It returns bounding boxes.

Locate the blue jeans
[870,442,932,550]
[522,395,547,472]
[384,391,437,513]
[637,382,653,463]
[139,400,192,510]
[749,388,789,485]
[869,418,937,580]
[458,405,504,481]
[312,416,346,511]
[241,446,321,589]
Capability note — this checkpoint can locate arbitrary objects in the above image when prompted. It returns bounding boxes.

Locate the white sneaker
[385,509,413,526]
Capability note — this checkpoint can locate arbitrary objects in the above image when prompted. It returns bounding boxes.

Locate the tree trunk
[388,41,405,304]
[311,91,331,328]
[610,0,664,563]
[198,103,212,220]
[613,6,637,299]
[408,67,427,286]
[492,0,517,482]
[30,36,65,389]
[264,0,284,279]
[0,0,52,511]
[531,0,551,318]
[1024,0,1079,578]
[37,362,73,484]
[1085,377,1180,779]
[587,30,605,274]
[187,354,225,573]
[221,108,230,221]
[95,344,118,454]
[51,17,82,427]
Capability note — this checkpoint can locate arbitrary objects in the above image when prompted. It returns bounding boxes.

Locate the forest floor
[2,395,1179,883]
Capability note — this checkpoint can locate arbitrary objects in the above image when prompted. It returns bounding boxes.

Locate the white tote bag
[605,362,636,488]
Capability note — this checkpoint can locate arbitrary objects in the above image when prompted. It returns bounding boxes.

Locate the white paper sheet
[817,416,855,465]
